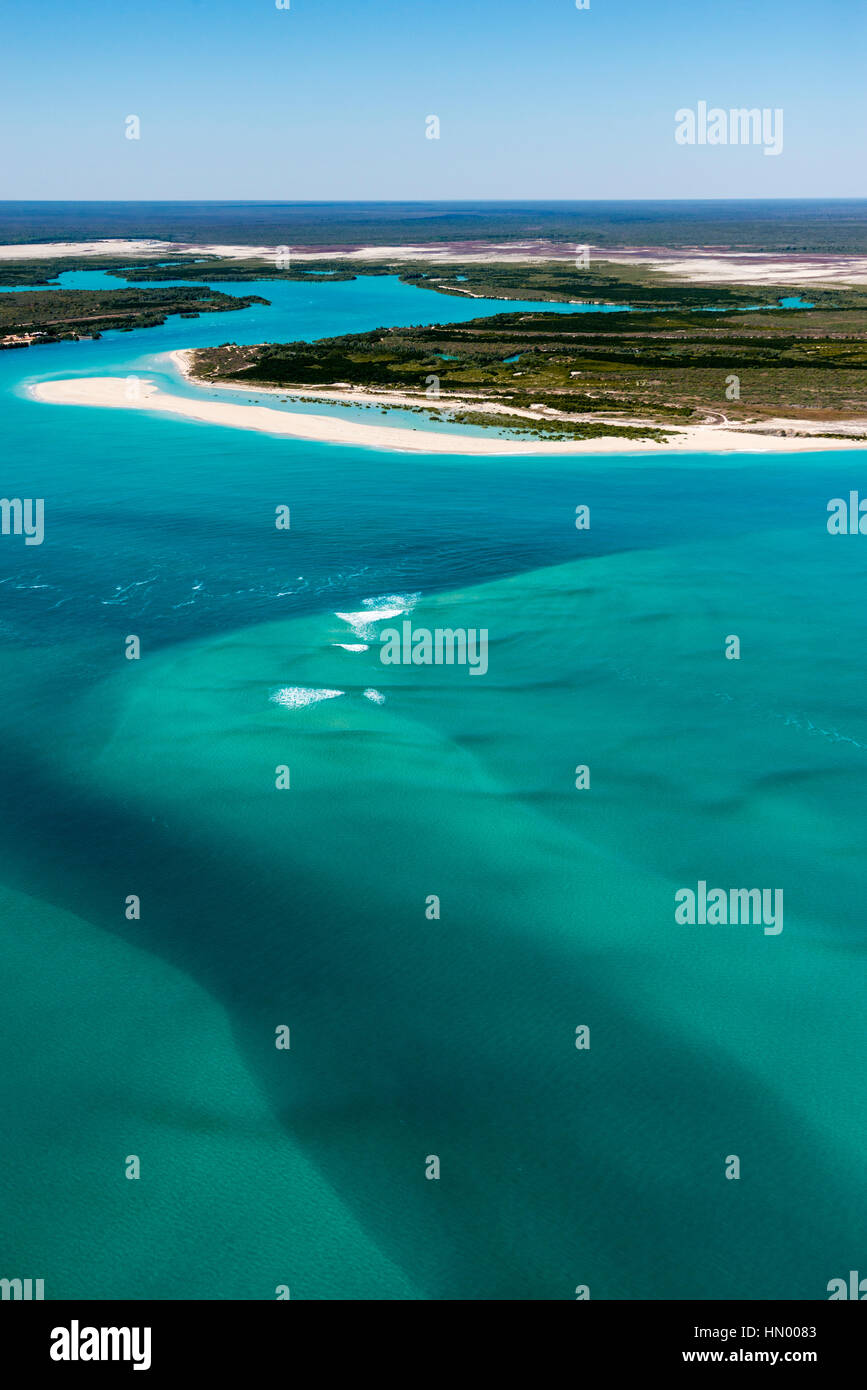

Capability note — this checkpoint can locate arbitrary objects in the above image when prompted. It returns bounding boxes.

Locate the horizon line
[2,197,867,207]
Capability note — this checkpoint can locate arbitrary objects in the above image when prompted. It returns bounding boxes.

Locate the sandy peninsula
[29,368,867,455]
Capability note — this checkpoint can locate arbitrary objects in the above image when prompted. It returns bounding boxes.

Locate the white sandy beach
[603,250,867,286]
[29,370,867,455]
[0,239,171,260]
[166,348,867,450]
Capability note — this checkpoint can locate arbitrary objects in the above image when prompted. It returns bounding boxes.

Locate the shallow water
[1,272,864,1299]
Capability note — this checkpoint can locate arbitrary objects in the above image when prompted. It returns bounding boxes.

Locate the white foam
[363,688,386,705]
[271,687,344,709]
[363,592,419,611]
[335,643,369,651]
[335,592,419,640]
[335,607,404,638]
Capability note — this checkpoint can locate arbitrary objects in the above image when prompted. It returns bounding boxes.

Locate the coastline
[30,364,867,455]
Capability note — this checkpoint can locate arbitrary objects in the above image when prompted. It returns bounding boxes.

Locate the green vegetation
[188,300,867,432]
[422,407,669,443]
[5,245,865,432]
[0,255,166,287]
[0,286,268,345]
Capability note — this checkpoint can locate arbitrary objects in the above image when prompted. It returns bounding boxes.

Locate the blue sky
[2,0,864,199]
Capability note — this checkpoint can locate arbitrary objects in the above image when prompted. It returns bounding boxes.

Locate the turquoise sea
[0,270,864,1300]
